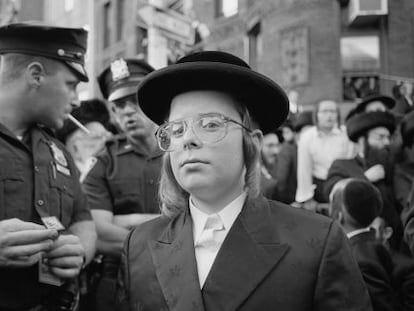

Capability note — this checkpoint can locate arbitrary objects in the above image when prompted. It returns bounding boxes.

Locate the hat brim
[108,85,137,102]
[65,61,88,82]
[137,62,289,134]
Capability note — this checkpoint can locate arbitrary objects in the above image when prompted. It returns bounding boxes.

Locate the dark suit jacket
[349,230,399,311]
[325,157,402,247]
[117,196,371,311]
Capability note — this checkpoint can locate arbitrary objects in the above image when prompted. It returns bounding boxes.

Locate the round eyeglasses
[155,113,251,152]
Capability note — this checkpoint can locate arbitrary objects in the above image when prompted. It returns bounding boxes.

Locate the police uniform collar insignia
[49,142,68,167]
[111,59,130,82]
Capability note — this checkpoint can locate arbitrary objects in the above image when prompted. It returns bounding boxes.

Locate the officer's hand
[364,164,385,182]
[44,234,85,279]
[0,218,58,267]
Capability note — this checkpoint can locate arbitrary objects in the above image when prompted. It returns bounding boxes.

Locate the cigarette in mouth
[67,114,90,134]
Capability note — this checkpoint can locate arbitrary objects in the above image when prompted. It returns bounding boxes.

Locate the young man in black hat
[82,58,162,311]
[329,178,399,311]
[0,22,96,310]
[273,112,314,204]
[116,51,371,311]
[325,110,402,249]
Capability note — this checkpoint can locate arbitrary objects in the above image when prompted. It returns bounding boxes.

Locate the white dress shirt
[189,192,246,288]
[295,126,356,202]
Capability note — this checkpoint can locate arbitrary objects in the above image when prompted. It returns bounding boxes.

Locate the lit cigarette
[67,114,90,134]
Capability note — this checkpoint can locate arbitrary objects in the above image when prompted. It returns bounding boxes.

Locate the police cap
[0,22,89,82]
[98,58,154,102]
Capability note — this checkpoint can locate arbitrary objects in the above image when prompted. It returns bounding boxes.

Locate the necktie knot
[196,214,224,249]
[204,214,224,231]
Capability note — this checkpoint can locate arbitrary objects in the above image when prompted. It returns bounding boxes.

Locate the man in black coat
[325,110,402,248]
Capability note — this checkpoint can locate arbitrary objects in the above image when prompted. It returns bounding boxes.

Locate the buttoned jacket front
[117,196,372,311]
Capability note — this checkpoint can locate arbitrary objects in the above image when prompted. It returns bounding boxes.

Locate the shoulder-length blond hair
[158,102,262,217]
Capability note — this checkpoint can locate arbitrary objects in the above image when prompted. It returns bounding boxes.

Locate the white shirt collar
[346,227,371,239]
[189,192,247,243]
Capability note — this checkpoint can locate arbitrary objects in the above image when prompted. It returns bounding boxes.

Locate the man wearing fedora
[82,59,162,311]
[325,110,402,249]
[0,23,96,310]
[116,51,371,311]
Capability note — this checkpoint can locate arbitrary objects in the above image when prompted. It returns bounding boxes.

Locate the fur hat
[346,93,395,121]
[346,111,396,142]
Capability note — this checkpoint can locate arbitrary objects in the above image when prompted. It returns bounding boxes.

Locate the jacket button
[34,166,40,172]
[37,199,44,206]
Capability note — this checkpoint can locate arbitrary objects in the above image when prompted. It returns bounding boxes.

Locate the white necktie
[196,214,225,250]
[195,214,225,287]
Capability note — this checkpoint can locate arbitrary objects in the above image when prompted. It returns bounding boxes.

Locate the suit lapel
[202,197,290,311]
[149,209,205,311]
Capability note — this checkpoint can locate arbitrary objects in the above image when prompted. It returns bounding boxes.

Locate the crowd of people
[1,21,414,311]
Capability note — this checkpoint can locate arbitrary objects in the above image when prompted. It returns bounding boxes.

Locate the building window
[341,35,380,100]
[116,0,124,41]
[280,25,309,87]
[341,36,380,72]
[103,1,112,48]
[216,0,238,18]
[247,22,261,70]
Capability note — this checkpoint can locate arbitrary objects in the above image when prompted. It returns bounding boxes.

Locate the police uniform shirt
[82,134,162,216]
[0,124,92,309]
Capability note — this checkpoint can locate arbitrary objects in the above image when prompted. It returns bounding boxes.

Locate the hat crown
[0,22,89,81]
[177,51,250,69]
[98,58,154,101]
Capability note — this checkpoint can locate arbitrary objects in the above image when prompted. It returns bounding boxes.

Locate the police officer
[82,59,162,311]
[0,23,96,310]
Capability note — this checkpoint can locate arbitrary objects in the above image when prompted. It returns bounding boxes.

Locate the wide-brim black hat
[136,51,289,134]
[293,110,314,132]
[346,111,396,142]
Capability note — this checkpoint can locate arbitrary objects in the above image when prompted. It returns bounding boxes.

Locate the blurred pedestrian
[260,129,282,199]
[274,112,313,204]
[295,100,354,211]
[326,111,402,249]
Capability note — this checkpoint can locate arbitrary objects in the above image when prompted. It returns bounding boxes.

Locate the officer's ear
[26,62,46,89]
